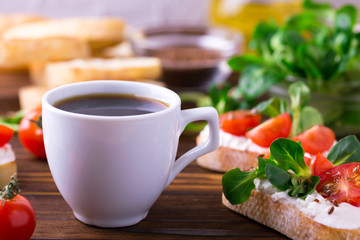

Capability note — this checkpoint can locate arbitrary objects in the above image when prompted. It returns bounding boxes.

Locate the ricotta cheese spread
[200,126,267,153]
[200,125,336,158]
[0,144,16,164]
[254,178,360,229]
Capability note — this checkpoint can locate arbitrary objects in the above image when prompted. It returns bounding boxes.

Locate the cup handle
[165,107,219,188]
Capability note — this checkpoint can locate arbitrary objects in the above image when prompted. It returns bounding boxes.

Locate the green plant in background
[229,0,360,97]
[227,0,360,135]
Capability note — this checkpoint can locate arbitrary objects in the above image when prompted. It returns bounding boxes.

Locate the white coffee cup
[42,80,219,228]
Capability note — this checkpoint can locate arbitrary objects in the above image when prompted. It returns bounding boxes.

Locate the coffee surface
[54,94,168,116]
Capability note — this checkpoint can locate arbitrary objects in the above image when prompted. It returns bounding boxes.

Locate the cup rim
[42,80,180,120]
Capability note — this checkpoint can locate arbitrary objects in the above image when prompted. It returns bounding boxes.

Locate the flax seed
[328,206,335,215]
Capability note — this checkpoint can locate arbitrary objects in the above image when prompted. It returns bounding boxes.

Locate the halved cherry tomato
[18,107,46,159]
[0,125,14,147]
[0,177,36,240]
[219,110,261,136]
[312,153,334,177]
[246,112,291,148]
[317,162,360,207]
[293,124,335,155]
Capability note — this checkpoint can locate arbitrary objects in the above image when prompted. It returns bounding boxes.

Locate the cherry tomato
[317,162,360,207]
[219,110,261,136]
[18,107,46,159]
[312,153,334,177]
[0,124,14,147]
[0,178,36,240]
[246,112,291,148]
[293,124,335,155]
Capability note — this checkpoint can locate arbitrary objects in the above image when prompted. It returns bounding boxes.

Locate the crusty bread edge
[196,135,259,172]
[222,190,360,240]
[0,160,17,189]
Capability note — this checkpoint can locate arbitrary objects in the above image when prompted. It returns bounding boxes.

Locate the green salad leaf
[229,0,360,100]
[223,136,360,205]
[222,138,318,205]
[0,110,24,131]
[327,135,360,165]
[253,81,323,136]
[222,168,258,205]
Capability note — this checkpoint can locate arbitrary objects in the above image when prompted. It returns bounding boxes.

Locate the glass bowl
[129,25,243,92]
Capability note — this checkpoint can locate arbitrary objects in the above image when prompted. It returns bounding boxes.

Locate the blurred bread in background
[0,13,46,36]
[0,14,165,112]
[0,13,47,71]
[0,38,90,70]
[0,16,125,70]
[29,57,161,88]
[3,17,125,53]
[20,57,162,111]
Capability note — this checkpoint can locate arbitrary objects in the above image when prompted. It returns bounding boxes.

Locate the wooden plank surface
[1,74,287,240]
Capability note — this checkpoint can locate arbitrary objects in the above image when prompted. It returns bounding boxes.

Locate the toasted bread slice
[18,85,49,112]
[29,57,162,88]
[196,131,261,172]
[0,13,46,36]
[3,17,125,52]
[0,144,17,189]
[222,191,360,240]
[0,37,90,69]
[196,145,259,172]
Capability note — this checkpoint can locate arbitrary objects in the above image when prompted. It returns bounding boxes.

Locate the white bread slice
[0,13,46,36]
[18,85,49,112]
[29,57,162,88]
[196,133,260,172]
[94,41,134,58]
[222,191,360,240]
[0,144,17,189]
[3,17,125,52]
[0,37,90,69]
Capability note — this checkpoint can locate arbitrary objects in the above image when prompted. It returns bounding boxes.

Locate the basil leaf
[327,135,360,165]
[228,55,264,72]
[222,168,258,205]
[253,97,281,117]
[270,138,310,176]
[299,106,323,132]
[240,64,285,100]
[265,164,291,191]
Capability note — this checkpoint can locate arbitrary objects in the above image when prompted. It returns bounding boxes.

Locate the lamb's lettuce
[222,136,360,205]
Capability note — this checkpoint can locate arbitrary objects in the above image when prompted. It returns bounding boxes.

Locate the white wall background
[0,0,210,27]
[0,0,358,28]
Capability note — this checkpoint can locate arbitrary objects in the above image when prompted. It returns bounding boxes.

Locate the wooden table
[1,73,287,240]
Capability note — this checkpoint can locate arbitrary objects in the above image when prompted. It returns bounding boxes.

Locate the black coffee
[54,94,168,116]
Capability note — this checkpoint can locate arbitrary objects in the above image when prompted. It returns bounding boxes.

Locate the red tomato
[219,110,261,136]
[293,124,335,155]
[312,153,334,177]
[0,124,14,147]
[246,112,291,148]
[18,107,46,159]
[0,179,36,240]
[317,162,360,207]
